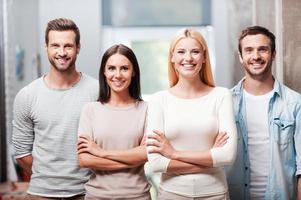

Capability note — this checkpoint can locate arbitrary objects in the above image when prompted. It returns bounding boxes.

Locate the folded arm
[78,135,147,170]
[147,130,229,168]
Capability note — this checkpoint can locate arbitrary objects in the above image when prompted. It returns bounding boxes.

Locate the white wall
[212,0,234,88]
[38,0,101,79]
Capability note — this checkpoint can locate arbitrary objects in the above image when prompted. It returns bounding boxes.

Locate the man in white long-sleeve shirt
[12,18,98,199]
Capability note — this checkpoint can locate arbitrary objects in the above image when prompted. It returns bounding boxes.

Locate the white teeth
[112,81,123,86]
[182,64,194,68]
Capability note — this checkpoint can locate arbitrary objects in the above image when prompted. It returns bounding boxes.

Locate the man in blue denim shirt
[226,26,301,200]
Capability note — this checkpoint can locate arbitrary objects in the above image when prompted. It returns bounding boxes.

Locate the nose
[184,52,192,61]
[58,47,67,56]
[114,70,121,78]
[252,50,260,60]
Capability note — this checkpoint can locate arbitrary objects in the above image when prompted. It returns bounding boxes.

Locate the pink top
[78,101,150,199]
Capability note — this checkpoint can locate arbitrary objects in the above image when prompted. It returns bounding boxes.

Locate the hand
[140,135,146,146]
[213,131,229,148]
[77,135,105,157]
[147,130,175,159]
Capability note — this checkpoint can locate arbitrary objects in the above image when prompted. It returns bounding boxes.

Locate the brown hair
[45,18,80,46]
[238,26,275,55]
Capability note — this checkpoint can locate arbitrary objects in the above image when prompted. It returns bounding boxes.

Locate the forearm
[166,159,208,175]
[16,155,33,176]
[297,175,301,200]
[171,150,213,167]
[78,153,136,171]
[103,146,147,166]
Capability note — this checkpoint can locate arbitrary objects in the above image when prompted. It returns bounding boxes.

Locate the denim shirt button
[245,167,248,170]
[244,184,248,187]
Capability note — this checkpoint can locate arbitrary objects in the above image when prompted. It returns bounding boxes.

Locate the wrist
[171,150,179,160]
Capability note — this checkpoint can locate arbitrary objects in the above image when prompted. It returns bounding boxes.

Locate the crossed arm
[77,135,147,171]
[147,130,229,175]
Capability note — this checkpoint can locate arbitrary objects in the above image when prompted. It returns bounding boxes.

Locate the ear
[44,43,47,51]
[238,51,243,63]
[272,51,276,60]
[76,43,81,54]
[171,52,175,63]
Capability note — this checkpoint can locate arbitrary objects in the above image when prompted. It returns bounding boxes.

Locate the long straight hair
[98,44,142,103]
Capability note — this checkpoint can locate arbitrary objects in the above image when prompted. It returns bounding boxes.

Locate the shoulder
[148,90,168,102]
[279,83,301,106]
[81,101,100,114]
[15,78,43,102]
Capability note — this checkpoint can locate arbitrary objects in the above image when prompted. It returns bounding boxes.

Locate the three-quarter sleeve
[210,89,237,167]
[78,103,93,138]
[146,97,171,173]
[12,88,34,159]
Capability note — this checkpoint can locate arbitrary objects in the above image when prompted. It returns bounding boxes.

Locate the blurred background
[0,0,301,196]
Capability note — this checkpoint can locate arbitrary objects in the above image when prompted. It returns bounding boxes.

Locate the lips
[56,57,69,65]
[111,80,125,87]
[181,64,196,70]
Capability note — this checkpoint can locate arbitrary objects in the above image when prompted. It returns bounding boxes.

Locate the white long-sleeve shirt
[146,87,237,197]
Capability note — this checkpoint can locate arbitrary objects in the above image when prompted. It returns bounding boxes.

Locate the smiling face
[171,37,205,81]
[239,34,275,80]
[104,53,134,95]
[45,30,80,72]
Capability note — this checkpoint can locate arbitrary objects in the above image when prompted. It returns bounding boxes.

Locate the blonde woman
[146,29,237,200]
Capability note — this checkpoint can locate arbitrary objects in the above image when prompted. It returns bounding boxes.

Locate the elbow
[211,148,237,167]
[222,152,236,166]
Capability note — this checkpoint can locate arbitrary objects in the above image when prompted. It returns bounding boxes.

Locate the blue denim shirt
[226,78,301,200]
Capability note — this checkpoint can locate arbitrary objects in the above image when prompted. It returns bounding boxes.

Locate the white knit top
[146,87,237,197]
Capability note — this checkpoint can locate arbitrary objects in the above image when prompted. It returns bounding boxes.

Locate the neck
[172,76,211,98]
[45,67,81,89]
[107,91,136,107]
[243,74,274,95]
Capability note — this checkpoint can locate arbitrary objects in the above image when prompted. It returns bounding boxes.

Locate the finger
[147,133,161,141]
[77,148,89,154]
[216,132,228,142]
[79,135,92,141]
[146,139,161,147]
[219,134,229,143]
[147,146,161,154]
[77,143,88,151]
[152,130,164,137]
[77,137,88,144]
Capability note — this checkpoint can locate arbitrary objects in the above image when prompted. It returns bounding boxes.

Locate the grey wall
[38,0,101,79]
[4,0,40,180]
[213,0,252,88]
[283,0,301,93]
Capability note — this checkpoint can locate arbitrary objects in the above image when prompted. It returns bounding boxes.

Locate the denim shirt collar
[232,76,282,99]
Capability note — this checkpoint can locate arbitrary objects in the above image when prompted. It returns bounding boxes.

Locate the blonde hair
[168,28,215,87]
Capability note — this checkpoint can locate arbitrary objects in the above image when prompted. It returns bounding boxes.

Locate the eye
[191,50,200,55]
[244,47,253,53]
[50,44,59,48]
[65,44,74,50]
[258,47,269,53]
[106,66,115,71]
[176,50,185,54]
[121,66,129,71]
